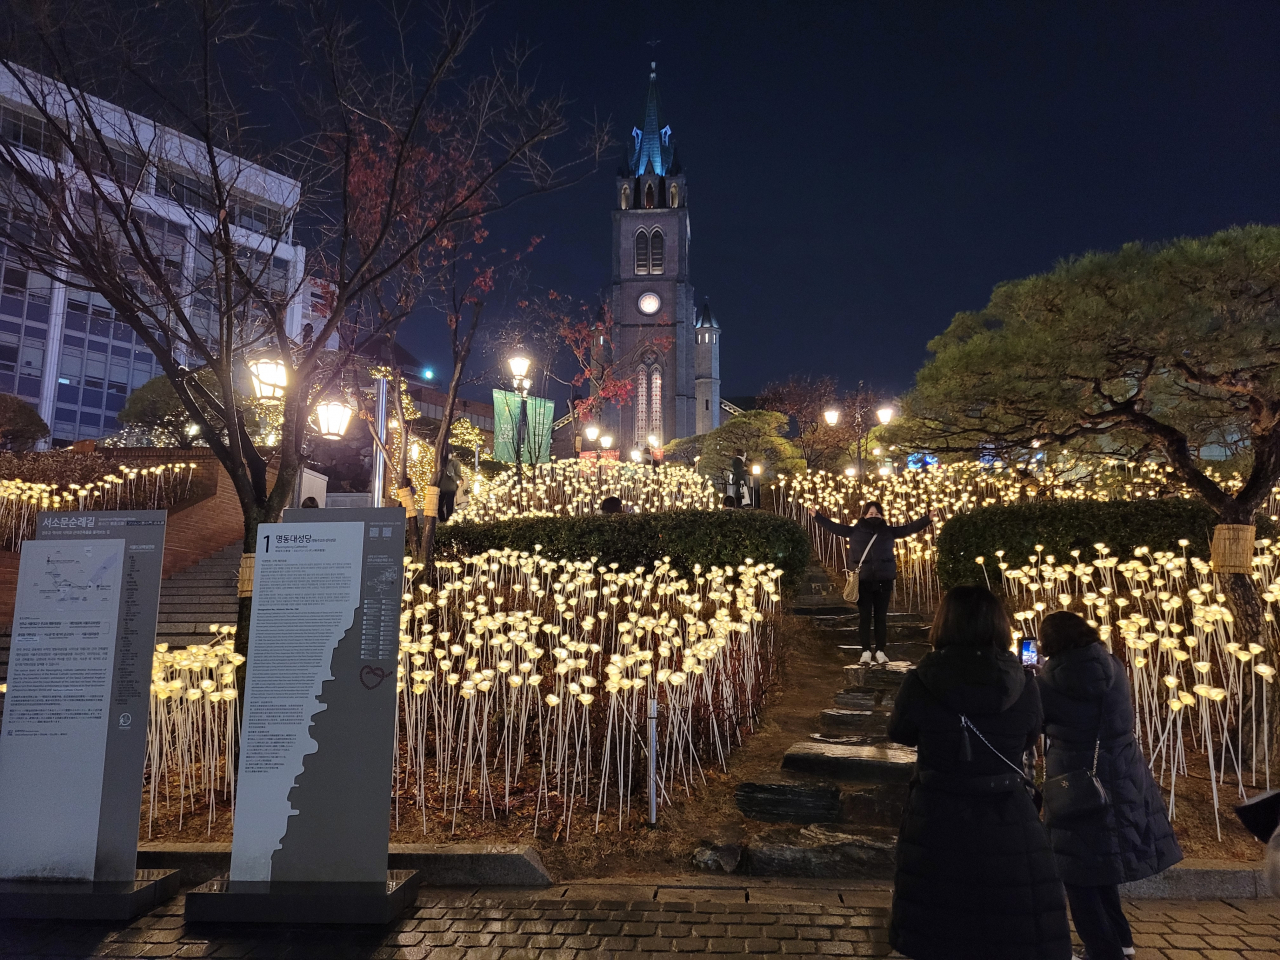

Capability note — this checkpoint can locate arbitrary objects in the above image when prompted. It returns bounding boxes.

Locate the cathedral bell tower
[603,62,698,453]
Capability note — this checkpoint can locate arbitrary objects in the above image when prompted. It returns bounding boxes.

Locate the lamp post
[314,398,354,440]
[508,355,532,505]
[248,357,287,401]
[877,406,894,426]
[824,409,839,427]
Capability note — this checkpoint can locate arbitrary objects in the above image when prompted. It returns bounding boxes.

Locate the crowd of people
[806,504,1185,960]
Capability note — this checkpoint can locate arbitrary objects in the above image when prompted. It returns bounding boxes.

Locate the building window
[649,366,662,442]
[621,183,631,210]
[650,230,664,274]
[634,229,649,276]
[644,183,655,208]
[669,183,679,207]
[634,364,648,439]
[0,102,60,161]
[705,399,710,411]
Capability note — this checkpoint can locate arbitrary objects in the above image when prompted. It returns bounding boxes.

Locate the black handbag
[1042,703,1109,823]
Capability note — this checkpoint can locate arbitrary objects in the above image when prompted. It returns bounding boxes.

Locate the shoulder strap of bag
[1090,698,1104,776]
[850,533,878,572]
[960,714,1030,780]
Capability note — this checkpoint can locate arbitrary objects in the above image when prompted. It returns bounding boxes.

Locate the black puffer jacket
[888,645,1071,960]
[1038,643,1183,886]
[813,513,931,581]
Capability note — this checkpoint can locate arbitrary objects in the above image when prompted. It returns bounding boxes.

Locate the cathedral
[595,64,721,453]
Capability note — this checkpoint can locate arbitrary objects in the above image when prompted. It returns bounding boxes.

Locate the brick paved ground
[0,879,1276,959]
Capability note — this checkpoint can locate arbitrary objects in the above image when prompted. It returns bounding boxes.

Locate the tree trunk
[1216,502,1279,776]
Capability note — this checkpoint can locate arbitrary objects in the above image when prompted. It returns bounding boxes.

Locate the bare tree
[0,0,606,652]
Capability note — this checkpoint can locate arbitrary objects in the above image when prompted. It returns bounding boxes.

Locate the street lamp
[600,435,613,450]
[877,406,894,425]
[315,398,354,440]
[248,357,287,400]
[630,449,642,463]
[585,425,600,442]
[507,354,533,486]
[508,354,531,381]
[824,409,840,426]
[845,466,856,477]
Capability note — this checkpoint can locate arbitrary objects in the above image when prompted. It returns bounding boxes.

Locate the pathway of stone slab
[1,881,1277,959]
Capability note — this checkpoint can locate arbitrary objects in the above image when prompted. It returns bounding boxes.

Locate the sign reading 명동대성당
[0,511,167,882]
[229,508,405,884]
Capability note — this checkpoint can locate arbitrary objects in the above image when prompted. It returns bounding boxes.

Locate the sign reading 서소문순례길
[0,511,167,882]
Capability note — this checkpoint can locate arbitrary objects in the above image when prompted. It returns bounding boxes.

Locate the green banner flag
[492,389,555,464]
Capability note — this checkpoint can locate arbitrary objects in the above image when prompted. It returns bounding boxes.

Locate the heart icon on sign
[359,665,389,690]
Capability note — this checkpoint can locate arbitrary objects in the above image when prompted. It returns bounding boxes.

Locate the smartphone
[1020,637,1038,665]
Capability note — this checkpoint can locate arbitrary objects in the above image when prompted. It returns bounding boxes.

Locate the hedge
[936,498,1274,589]
[436,510,812,591]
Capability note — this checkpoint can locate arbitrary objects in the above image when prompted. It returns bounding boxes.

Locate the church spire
[629,62,674,176]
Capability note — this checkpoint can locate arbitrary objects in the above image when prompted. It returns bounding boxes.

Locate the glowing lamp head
[824,409,840,426]
[507,355,531,379]
[314,398,354,440]
[248,358,287,400]
[751,463,762,476]
[878,465,892,477]
[877,406,894,425]
[647,434,659,447]
[844,466,856,476]
[584,425,600,442]
[600,435,613,450]
[630,449,642,462]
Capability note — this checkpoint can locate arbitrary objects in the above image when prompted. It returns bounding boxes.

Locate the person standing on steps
[808,501,936,663]
[437,449,465,521]
[887,584,1072,960]
[1037,611,1182,960]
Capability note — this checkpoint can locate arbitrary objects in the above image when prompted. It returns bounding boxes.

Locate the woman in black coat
[809,501,934,664]
[1037,612,1183,960]
[888,585,1071,960]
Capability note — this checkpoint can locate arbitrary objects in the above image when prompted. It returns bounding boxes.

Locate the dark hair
[722,495,736,508]
[1038,611,1102,658]
[600,496,623,514]
[300,497,319,508]
[862,501,884,517]
[929,584,1012,650]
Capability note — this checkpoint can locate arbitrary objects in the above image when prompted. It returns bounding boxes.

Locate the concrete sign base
[0,868,179,920]
[184,870,420,924]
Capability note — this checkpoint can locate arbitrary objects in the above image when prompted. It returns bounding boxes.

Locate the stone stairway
[725,572,931,878]
[154,543,242,646]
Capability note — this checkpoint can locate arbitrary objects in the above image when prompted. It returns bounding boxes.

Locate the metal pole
[647,696,659,825]
[372,375,388,506]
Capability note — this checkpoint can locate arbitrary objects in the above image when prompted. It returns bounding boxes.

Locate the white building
[0,68,311,446]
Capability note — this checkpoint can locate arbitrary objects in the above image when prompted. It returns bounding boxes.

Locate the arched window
[649,366,663,443]
[620,183,631,210]
[634,229,649,276]
[669,183,679,207]
[634,364,648,439]
[649,230,664,275]
[644,183,655,208]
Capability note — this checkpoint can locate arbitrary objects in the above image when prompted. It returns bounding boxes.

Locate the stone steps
[155,544,241,643]
[781,742,917,784]
[745,824,898,879]
[819,708,889,735]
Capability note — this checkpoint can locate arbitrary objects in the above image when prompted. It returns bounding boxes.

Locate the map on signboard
[34,545,122,608]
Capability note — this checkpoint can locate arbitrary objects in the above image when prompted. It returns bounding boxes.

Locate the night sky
[395,0,1280,402]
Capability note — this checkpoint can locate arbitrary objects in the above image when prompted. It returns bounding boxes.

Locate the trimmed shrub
[936,498,1273,588]
[437,509,811,591]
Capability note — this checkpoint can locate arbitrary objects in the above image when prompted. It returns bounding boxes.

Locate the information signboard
[227,508,405,885]
[0,511,167,883]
